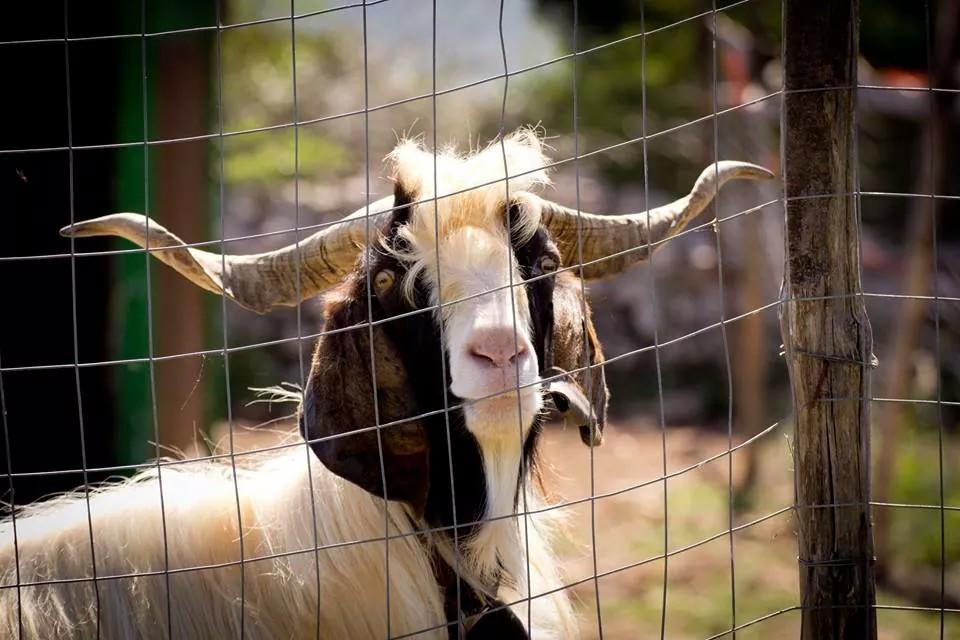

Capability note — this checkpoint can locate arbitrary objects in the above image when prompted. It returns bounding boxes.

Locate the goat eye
[539,256,558,273]
[374,269,396,293]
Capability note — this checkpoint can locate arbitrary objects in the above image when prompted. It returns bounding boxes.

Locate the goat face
[300,142,610,524]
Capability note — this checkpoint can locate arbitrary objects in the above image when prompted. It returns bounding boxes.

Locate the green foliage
[224,133,348,185]
[531,13,707,186]
[889,417,960,569]
[530,0,929,196]
[529,0,783,191]
[220,22,356,189]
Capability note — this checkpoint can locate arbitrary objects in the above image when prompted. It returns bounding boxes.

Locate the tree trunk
[781,2,877,639]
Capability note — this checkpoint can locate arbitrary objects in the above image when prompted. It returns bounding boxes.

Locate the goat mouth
[476,390,529,405]
[457,385,539,405]
[459,388,543,435]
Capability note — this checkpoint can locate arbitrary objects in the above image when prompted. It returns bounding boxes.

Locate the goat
[0,129,772,639]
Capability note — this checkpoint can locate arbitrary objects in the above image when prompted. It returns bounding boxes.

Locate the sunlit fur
[0,444,574,639]
[0,130,580,639]
[386,128,549,308]
[0,446,446,638]
[432,476,576,639]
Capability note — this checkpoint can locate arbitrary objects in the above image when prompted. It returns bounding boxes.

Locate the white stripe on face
[427,225,542,440]
[385,132,552,439]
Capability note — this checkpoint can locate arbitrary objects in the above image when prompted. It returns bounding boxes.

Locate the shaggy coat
[1,134,607,639]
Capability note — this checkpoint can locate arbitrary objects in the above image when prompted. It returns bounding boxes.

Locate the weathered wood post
[781,1,878,639]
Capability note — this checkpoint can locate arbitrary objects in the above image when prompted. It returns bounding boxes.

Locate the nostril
[508,342,528,365]
[469,345,498,367]
[468,328,529,369]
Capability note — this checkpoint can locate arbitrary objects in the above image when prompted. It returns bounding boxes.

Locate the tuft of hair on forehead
[388,127,550,200]
[385,128,552,299]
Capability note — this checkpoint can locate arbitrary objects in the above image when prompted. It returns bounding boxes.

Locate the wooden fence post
[781,1,878,638]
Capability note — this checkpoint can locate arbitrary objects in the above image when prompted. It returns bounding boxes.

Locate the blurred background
[1,1,958,637]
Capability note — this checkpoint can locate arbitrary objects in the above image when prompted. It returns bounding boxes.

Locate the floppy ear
[300,272,430,516]
[550,273,609,446]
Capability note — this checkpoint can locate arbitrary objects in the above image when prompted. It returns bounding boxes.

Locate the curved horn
[60,196,395,314]
[539,161,774,279]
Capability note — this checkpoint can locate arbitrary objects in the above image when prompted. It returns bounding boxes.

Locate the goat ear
[550,274,609,446]
[578,312,609,446]
[301,275,430,516]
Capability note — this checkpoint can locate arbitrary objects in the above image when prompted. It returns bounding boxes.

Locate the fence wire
[0,0,955,639]
[924,2,948,636]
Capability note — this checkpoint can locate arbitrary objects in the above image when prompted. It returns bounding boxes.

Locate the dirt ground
[538,420,958,640]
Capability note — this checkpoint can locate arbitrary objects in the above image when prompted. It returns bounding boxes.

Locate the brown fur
[302,272,431,516]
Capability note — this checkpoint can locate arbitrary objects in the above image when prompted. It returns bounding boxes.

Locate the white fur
[0,442,576,639]
[441,226,542,438]
[1,447,445,638]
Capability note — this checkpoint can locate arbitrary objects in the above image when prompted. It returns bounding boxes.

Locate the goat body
[1,444,573,638]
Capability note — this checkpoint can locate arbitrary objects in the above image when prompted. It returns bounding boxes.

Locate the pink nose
[468,328,529,368]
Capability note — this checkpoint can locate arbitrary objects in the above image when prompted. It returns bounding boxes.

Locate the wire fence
[0,0,955,639]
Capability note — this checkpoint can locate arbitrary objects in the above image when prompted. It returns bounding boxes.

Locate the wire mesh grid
[0,0,955,638]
